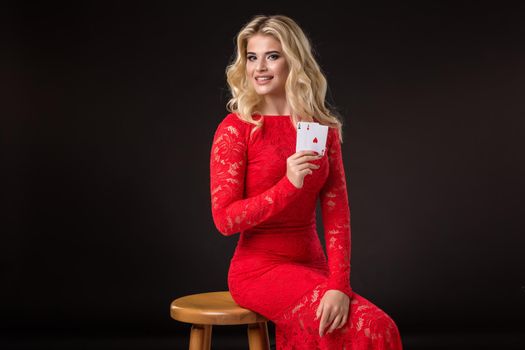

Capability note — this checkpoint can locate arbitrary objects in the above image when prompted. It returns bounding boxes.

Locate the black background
[2,1,524,349]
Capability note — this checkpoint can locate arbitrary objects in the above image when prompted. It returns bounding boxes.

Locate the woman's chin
[253,87,270,95]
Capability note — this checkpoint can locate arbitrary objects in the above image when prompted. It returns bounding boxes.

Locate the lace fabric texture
[210,113,402,349]
[274,281,403,349]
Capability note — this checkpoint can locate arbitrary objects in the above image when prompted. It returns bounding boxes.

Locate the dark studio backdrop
[2,1,524,349]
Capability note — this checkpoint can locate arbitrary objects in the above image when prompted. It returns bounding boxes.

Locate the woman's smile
[255,75,273,84]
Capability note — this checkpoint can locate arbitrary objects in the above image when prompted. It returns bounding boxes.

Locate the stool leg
[189,324,212,350]
[247,321,270,350]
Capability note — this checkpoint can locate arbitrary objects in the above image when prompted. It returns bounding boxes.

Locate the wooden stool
[171,291,270,350]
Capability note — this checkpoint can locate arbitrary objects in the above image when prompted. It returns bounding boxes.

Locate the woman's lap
[228,258,402,349]
[228,259,329,320]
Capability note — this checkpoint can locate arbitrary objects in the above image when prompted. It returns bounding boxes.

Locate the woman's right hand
[286,151,322,189]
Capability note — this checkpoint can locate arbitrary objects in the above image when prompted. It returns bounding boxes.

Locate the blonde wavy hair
[225,14,345,142]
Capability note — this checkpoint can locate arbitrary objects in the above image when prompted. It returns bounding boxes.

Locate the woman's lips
[255,76,273,85]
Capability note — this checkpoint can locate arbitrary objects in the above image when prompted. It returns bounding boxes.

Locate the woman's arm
[319,128,353,298]
[210,114,301,236]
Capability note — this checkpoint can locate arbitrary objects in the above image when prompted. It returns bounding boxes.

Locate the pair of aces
[295,122,329,156]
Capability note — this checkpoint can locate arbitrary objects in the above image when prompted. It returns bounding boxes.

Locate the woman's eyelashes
[247,54,280,61]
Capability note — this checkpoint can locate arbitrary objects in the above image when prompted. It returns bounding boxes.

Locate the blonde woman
[210,14,403,349]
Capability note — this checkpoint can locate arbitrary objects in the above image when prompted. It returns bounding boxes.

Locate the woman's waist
[228,244,328,279]
[234,227,324,261]
[245,221,316,234]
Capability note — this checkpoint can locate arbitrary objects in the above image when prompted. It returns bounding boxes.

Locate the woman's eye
[268,54,279,60]
[247,55,256,61]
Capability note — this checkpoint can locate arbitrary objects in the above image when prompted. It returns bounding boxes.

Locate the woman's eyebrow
[246,50,281,55]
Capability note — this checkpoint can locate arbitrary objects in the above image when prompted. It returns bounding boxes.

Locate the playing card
[295,121,310,153]
[308,123,328,156]
[296,121,328,156]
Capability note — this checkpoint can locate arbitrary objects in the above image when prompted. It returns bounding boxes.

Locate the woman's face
[245,34,290,98]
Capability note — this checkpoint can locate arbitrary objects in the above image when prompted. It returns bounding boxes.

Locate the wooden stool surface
[171,291,268,325]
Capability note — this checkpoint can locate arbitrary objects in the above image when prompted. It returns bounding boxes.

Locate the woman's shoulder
[214,113,252,139]
[221,112,249,125]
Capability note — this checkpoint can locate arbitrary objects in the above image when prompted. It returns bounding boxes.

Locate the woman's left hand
[315,289,350,337]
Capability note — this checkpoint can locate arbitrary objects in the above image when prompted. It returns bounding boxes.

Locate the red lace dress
[210,113,403,349]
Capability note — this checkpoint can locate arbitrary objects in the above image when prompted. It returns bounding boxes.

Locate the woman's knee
[371,311,397,331]
[349,296,397,332]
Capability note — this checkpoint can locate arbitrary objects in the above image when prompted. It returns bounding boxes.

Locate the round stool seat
[170,291,270,349]
[171,291,268,325]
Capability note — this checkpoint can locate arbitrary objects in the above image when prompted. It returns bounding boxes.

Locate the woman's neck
[259,95,290,115]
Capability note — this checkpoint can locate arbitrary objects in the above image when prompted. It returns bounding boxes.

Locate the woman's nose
[256,61,267,71]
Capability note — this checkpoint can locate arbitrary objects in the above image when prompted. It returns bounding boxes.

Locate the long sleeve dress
[209,113,403,349]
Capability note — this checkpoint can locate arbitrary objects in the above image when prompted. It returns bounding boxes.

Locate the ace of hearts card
[296,121,329,156]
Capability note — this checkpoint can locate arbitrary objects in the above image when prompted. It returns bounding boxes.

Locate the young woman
[209,14,403,349]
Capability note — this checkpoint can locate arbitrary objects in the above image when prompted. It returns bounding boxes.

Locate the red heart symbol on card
[313,137,318,143]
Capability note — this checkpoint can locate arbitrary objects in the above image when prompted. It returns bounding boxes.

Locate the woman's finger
[336,313,348,329]
[289,155,320,167]
[327,314,343,334]
[290,150,317,160]
[319,307,334,337]
[315,299,324,320]
[298,154,322,163]
[295,162,320,172]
